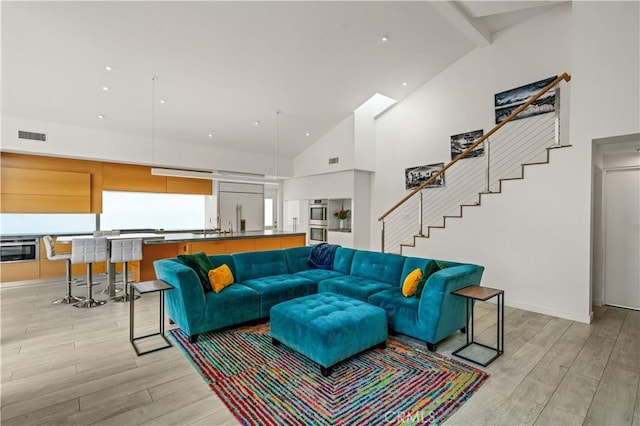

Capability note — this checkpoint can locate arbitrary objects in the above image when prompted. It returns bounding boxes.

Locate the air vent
[18,130,47,142]
[328,157,339,164]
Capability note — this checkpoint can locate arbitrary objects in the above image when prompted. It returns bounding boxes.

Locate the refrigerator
[218,183,264,232]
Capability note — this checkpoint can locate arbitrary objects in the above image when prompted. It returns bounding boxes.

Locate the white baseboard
[592,298,604,307]
[506,299,591,324]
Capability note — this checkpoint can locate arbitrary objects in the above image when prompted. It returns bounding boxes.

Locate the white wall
[373,4,596,321]
[293,115,355,177]
[570,1,640,316]
[1,115,292,177]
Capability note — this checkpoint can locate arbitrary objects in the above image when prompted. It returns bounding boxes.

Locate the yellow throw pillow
[402,268,423,297]
[208,264,234,293]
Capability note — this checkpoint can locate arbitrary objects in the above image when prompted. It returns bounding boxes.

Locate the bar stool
[110,238,142,303]
[95,230,120,294]
[43,235,85,305]
[72,237,108,308]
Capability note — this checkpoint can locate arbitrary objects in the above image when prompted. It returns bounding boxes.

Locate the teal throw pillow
[178,251,214,292]
[415,259,451,298]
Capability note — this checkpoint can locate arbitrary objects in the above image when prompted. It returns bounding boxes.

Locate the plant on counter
[334,207,350,220]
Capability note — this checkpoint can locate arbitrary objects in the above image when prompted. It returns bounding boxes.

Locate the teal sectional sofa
[153,246,484,349]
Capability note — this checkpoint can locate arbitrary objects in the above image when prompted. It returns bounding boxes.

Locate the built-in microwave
[309,199,328,226]
[309,226,328,243]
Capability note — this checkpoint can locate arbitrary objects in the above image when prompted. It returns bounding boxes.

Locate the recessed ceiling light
[208,134,214,138]
[160,99,166,104]
[97,114,105,119]
[253,121,260,126]
[105,66,112,71]
[102,86,109,91]
[305,132,310,136]
[381,35,390,42]
[402,81,408,86]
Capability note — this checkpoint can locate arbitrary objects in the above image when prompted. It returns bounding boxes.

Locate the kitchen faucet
[228,220,233,233]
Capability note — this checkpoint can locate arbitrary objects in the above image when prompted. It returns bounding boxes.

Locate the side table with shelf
[452,285,504,367]
[130,279,174,356]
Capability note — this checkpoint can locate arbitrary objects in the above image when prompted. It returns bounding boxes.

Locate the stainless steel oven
[309,225,328,243]
[309,199,328,226]
[0,237,39,263]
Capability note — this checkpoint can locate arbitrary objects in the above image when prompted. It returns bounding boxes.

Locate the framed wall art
[405,162,445,190]
[494,75,557,124]
[451,129,484,160]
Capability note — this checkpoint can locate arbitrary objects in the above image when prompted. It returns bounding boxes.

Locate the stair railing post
[554,86,561,146]
[417,191,424,237]
[381,220,385,253]
[485,137,491,192]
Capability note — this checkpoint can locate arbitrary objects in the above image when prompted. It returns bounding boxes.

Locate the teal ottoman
[270,292,388,376]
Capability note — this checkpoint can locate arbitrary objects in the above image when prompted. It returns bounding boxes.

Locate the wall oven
[0,238,40,263]
[309,226,328,243]
[309,199,328,226]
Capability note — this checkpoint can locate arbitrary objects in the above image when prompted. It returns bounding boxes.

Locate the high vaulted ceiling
[1,1,565,161]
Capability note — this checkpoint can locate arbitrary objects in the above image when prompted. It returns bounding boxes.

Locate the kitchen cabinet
[327,171,354,199]
[308,174,328,199]
[283,177,308,201]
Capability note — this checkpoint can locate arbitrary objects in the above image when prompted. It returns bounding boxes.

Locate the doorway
[592,134,640,311]
[264,188,278,230]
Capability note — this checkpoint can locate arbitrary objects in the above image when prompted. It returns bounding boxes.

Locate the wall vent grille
[328,157,339,164]
[18,130,47,142]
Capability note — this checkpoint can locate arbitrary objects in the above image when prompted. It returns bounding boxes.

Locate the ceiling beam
[430,1,491,47]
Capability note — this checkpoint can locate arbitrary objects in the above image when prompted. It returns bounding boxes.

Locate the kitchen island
[138,230,307,281]
[0,231,307,283]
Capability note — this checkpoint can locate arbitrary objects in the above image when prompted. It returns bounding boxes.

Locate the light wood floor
[1,277,638,425]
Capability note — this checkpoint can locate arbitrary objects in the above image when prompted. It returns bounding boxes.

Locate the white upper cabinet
[283,177,308,200]
[327,170,354,199]
[308,174,329,200]
[284,170,358,200]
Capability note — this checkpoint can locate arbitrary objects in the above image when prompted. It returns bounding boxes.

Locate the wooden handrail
[378,72,571,221]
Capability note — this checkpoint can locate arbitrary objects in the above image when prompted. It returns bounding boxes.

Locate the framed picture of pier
[451,129,484,160]
[494,75,557,124]
[405,162,445,190]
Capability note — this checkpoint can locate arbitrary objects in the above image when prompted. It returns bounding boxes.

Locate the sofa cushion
[240,275,316,318]
[232,250,289,282]
[401,268,422,297]
[294,269,344,283]
[416,260,454,298]
[349,250,406,286]
[318,275,393,302]
[208,264,234,293]
[332,247,356,275]
[368,288,420,336]
[202,284,260,326]
[177,251,214,292]
[284,246,313,274]
[208,254,237,278]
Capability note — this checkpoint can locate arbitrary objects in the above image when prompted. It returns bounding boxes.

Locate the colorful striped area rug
[169,324,488,425]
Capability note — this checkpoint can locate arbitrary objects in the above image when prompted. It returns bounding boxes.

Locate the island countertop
[144,230,307,244]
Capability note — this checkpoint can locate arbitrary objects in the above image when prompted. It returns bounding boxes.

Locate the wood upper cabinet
[102,163,167,193]
[0,167,91,213]
[0,152,103,212]
[102,163,212,195]
[166,176,212,195]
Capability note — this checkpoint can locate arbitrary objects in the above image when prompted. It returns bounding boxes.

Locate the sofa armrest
[417,264,484,342]
[153,259,206,333]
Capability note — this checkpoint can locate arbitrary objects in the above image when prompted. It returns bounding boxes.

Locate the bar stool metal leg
[74,263,107,308]
[53,259,85,304]
[111,261,140,302]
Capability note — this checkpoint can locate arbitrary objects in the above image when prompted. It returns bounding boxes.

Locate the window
[0,214,96,235]
[101,191,205,231]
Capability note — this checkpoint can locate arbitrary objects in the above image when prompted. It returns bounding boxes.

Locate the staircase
[379,73,572,255]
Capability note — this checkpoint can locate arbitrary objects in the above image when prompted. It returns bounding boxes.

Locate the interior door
[604,168,640,310]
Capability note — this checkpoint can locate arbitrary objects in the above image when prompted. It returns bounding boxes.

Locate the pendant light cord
[151,75,158,165]
[275,110,281,178]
